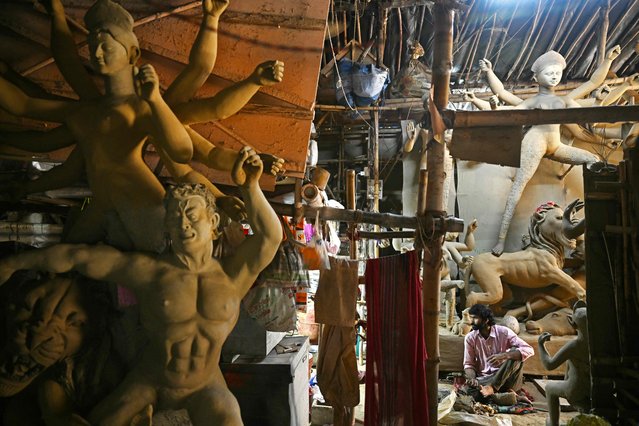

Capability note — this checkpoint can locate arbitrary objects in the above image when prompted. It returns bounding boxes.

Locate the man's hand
[259,153,285,176]
[479,58,492,72]
[606,45,621,61]
[203,0,230,18]
[465,377,479,388]
[232,146,263,187]
[136,64,161,102]
[487,352,509,367]
[217,195,247,222]
[250,60,284,86]
[538,331,552,345]
[467,218,478,233]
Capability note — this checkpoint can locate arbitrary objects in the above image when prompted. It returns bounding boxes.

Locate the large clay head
[85,0,140,69]
[164,184,220,253]
[0,276,89,396]
[531,51,566,87]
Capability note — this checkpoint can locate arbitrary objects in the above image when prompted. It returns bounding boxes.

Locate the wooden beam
[269,202,418,228]
[449,105,639,128]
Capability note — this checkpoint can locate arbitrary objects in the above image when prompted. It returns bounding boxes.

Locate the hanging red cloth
[364,250,429,426]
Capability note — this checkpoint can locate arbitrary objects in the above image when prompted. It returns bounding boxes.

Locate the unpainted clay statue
[525,307,577,336]
[504,199,586,320]
[0,0,196,251]
[0,275,121,426]
[0,0,284,251]
[440,219,477,327]
[465,202,585,308]
[450,307,472,336]
[0,147,281,425]
[473,47,622,256]
[538,305,590,426]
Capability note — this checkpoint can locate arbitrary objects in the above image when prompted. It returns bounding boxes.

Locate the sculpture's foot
[491,241,505,257]
[480,385,495,397]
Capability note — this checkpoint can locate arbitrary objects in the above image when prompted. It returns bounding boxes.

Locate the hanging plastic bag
[351,62,390,106]
[243,285,297,332]
[258,218,310,290]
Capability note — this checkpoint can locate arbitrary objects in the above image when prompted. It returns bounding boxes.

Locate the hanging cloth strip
[364,250,429,426]
[316,256,361,414]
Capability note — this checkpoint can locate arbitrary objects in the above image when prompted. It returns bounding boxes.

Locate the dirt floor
[312,378,581,425]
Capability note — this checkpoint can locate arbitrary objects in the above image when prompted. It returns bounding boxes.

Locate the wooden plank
[450,126,522,167]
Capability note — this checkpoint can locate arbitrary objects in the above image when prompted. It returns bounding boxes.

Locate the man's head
[164,184,219,253]
[531,51,566,88]
[85,0,140,70]
[468,304,495,331]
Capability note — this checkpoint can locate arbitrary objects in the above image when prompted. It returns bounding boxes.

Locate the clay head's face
[0,277,89,397]
[88,30,131,75]
[166,195,220,254]
[534,64,563,88]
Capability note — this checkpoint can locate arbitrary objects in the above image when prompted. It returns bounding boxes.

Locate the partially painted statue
[472,47,621,256]
[0,148,282,425]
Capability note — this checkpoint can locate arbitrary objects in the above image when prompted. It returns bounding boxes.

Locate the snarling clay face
[0,277,88,396]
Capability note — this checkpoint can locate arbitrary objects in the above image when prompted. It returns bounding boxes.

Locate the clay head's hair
[164,183,217,219]
[468,304,496,326]
[531,50,566,74]
[85,0,140,63]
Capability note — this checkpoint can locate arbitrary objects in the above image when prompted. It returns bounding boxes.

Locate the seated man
[464,304,534,399]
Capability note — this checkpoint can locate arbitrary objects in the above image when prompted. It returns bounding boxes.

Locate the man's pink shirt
[463,324,534,377]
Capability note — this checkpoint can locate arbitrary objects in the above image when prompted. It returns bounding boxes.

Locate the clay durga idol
[468,47,621,256]
[0,0,284,251]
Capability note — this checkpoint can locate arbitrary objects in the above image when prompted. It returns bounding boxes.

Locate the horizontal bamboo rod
[269,202,418,228]
[449,105,639,128]
[356,230,415,239]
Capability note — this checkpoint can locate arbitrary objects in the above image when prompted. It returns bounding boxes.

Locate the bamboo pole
[346,170,358,258]
[269,203,419,228]
[425,2,454,425]
[371,109,380,258]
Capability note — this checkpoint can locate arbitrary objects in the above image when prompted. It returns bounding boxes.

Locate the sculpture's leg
[88,370,157,426]
[466,266,505,307]
[493,129,547,256]
[549,144,599,166]
[185,384,243,426]
[544,381,564,426]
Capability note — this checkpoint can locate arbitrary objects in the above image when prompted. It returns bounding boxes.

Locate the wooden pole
[425,2,454,425]
[346,169,358,258]
[449,105,639,128]
[372,109,380,258]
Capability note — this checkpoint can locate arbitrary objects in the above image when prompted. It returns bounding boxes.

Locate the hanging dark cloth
[316,256,361,415]
[364,251,429,426]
